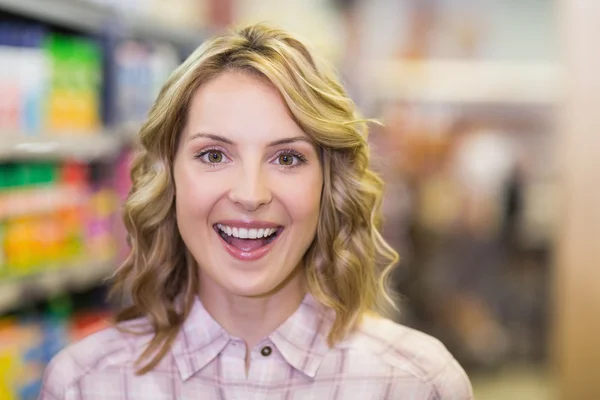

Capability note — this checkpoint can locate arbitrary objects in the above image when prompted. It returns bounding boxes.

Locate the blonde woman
[40,24,472,399]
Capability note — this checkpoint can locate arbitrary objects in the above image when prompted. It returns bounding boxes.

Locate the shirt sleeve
[38,348,80,400]
[429,357,474,400]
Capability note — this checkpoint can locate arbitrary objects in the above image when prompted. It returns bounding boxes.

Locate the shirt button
[260,346,272,357]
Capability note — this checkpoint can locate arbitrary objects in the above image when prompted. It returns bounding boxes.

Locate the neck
[198,268,306,351]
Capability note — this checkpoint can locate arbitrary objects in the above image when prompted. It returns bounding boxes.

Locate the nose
[228,164,272,212]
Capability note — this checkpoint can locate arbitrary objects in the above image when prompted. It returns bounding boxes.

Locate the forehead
[184,71,307,143]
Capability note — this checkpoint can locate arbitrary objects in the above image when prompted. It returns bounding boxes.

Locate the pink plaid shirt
[40,295,473,399]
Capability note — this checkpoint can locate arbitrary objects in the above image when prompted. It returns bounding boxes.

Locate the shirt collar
[171,294,331,380]
[268,294,331,378]
[171,297,230,381]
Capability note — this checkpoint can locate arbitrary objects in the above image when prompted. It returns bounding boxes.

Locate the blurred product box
[0,302,111,400]
[0,161,119,280]
[0,318,46,400]
[46,34,102,134]
[114,41,179,126]
[0,22,102,137]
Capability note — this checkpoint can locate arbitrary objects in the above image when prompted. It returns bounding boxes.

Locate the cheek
[174,162,226,217]
[275,169,323,223]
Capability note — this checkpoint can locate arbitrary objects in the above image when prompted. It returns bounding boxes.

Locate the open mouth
[214,223,283,253]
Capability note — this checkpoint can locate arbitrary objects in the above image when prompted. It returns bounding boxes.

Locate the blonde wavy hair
[111,22,399,374]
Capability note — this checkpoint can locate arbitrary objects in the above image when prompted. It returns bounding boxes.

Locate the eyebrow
[267,136,312,147]
[187,132,312,147]
[187,132,234,145]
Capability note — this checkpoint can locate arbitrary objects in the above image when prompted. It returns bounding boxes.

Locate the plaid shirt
[40,295,473,399]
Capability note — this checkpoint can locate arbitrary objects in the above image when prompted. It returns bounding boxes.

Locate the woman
[40,23,472,399]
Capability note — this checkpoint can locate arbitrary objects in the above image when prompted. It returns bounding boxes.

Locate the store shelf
[0,260,115,314]
[0,0,110,33]
[0,133,122,161]
[370,60,561,104]
[0,185,87,220]
[121,14,208,51]
[0,0,207,49]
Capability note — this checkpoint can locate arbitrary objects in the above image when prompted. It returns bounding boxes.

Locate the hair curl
[110,22,399,374]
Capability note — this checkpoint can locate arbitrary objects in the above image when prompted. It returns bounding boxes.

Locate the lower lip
[215,228,283,261]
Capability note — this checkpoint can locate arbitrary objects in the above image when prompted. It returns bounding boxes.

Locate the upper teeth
[217,224,277,239]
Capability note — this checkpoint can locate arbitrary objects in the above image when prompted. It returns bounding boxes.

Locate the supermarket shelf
[115,122,142,144]
[0,0,110,33]
[0,0,207,49]
[0,260,115,314]
[0,185,87,220]
[0,133,123,161]
[122,14,208,51]
[370,59,561,104]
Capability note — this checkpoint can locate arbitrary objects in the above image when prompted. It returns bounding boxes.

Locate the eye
[273,150,306,168]
[278,154,294,166]
[206,150,223,163]
[195,149,230,165]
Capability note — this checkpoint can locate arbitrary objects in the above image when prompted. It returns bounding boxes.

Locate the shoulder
[40,319,152,400]
[344,314,474,399]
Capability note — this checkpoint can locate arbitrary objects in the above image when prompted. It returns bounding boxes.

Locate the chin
[220,264,303,298]
[223,279,281,298]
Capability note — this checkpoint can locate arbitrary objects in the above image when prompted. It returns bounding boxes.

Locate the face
[173,71,323,298]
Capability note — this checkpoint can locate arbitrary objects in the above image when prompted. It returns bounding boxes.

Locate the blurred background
[0,0,598,399]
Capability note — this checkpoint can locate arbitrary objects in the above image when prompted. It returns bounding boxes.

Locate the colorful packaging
[45,34,102,134]
[18,24,48,135]
[0,23,22,132]
[114,41,179,126]
[0,221,6,278]
[0,22,49,136]
[0,319,45,400]
[0,161,110,276]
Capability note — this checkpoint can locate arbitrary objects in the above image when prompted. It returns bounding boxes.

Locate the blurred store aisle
[472,365,556,400]
[0,0,569,398]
